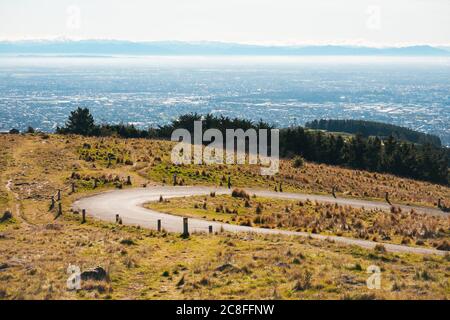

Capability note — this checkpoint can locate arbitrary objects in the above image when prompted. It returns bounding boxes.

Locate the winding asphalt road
[73,186,447,256]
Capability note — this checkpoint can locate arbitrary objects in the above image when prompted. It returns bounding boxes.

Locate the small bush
[231,188,250,200]
[436,240,450,251]
[0,211,13,223]
[120,238,136,246]
[292,156,305,168]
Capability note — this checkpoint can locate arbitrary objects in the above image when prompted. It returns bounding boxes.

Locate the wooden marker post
[385,192,391,205]
[157,219,162,232]
[208,225,213,234]
[49,196,55,210]
[81,209,86,224]
[182,217,189,238]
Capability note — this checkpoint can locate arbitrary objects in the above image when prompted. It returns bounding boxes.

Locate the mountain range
[1,40,449,56]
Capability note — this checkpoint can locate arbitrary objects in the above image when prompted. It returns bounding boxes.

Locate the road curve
[73,186,447,256]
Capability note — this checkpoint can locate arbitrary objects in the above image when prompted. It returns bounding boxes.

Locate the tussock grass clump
[374,244,387,253]
[293,270,312,291]
[231,188,250,200]
[415,270,434,281]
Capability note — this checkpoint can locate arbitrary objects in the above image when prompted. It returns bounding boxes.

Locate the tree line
[54,108,449,185]
[305,119,442,147]
[280,127,448,185]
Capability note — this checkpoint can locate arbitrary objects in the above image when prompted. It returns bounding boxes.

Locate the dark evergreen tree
[60,107,95,136]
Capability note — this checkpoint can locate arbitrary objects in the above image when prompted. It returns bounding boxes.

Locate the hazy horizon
[1,39,449,57]
[1,0,449,47]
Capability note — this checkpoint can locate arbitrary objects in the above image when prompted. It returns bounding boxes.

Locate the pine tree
[64,107,95,136]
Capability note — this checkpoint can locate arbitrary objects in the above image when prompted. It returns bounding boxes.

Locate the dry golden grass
[5,133,443,208]
[147,194,450,249]
[32,133,448,208]
[0,134,449,300]
[1,215,449,300]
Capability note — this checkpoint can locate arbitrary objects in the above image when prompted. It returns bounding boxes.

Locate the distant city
[0,53,449,146]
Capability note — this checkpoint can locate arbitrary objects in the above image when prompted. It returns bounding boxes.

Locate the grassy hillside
[0,134,449,299]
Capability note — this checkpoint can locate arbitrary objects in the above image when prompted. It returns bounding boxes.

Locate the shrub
[120,238,136,246]
[292,156,305,168]
[240,219,252,227]
[26,126,35,134]
[374,244,386,253]
[436,240,450,251]
[231,188,250,200]
[0,211,13,223]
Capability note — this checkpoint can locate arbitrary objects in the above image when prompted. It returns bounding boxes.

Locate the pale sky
[0,0,449,46]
